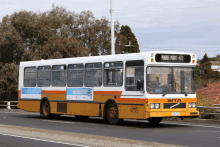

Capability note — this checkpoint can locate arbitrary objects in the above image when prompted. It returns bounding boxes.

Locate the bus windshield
[146,66,195,95]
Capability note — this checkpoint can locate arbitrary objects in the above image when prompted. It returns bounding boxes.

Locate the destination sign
[155,54,191,63]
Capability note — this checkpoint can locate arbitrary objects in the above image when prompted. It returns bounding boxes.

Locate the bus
[17,51,199,125]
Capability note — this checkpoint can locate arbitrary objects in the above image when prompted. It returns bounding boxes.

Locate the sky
[0,0,220,59]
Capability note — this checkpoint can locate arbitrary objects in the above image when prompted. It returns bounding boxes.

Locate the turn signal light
[151,58,154,62]
[192,60,195,63]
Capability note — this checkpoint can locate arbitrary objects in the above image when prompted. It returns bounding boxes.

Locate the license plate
[172,112,180,116]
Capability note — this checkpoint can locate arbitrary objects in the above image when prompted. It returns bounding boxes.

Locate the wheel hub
[109,106,117,119]
[43,103,49,116]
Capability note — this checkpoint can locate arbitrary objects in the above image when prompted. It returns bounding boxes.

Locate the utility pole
[110,0,115,55]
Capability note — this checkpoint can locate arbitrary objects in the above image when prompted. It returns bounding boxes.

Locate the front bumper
[146,110,199,118]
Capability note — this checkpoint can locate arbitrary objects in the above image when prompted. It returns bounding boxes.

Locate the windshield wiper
[162,92,166,96]
[182,91,188,96]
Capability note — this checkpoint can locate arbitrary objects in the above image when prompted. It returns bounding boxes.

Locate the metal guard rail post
[197,106,220,115]
[0,101,18,109]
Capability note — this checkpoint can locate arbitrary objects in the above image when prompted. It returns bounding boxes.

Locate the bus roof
[20,51,195,67]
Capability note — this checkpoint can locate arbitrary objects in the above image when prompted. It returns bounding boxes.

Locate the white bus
[18,51,199,125]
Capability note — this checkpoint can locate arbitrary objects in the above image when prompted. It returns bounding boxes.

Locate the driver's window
[125,60,144,91]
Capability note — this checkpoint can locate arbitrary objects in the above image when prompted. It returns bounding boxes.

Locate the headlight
[150,103,155,109]
[188,103,192,108]
[192,102,196,108]
[150,103,160,109]
[155,103,160,109]
[188,102,196,108]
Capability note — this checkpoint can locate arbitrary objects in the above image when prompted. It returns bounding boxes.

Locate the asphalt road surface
[0,133,82,147]
[0,110,220,147]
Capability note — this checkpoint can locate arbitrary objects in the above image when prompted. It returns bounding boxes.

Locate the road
[0,110,220,147]
[0,133,82,147]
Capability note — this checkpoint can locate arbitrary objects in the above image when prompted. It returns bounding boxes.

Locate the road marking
[0,112,37,115]
[0,133,88,147]
[42,120,75,124]
[89,117,103,119]
[162,122,220,129]
[125,119,220,129]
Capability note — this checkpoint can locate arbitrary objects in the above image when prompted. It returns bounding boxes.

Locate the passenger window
[85,63,102,86]
[24,67,37,87]
[104,61,123,86]
[38,66,51,87]
[68,64,84,86]
[52,65,66,86]
[125,60,144,91]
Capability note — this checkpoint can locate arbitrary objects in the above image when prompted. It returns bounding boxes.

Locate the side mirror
[137,80,143,90]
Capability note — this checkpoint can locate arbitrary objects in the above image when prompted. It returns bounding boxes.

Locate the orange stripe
[41,90,66,94]
[94,91,122,95]
[18,90,21,93]
[117,98,147,103]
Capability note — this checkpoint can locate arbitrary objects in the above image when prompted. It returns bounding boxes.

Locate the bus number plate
[172,112,180,116]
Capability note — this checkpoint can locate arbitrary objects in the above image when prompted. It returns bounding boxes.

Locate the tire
[148,117,163,125]
[106,102,120,125]
[41,101,51,118]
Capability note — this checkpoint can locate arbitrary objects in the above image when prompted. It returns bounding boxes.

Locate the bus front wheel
[147,117,162,125]
[106,103,121,125]
[42,101,51,118]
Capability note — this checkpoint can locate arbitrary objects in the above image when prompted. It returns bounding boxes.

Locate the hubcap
[109,106,117,119]
[43,103,49,116]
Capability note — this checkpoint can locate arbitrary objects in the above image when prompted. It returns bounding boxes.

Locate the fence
[197,106,220,116]
[0,101,18,109]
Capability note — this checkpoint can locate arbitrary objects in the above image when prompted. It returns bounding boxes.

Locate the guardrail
[197,106,220,115]
[0,101,18,109]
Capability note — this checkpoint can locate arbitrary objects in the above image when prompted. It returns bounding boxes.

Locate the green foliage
[0,62,18,101]
[200,53,209,64]
[70,11,126,56]
[119,25,140,53]
[0,5,129,101]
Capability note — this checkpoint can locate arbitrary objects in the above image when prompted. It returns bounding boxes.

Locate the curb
[0,109,26,112]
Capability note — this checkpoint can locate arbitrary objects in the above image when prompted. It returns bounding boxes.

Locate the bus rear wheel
[147,117,162,125]
[42,101,51,118]
[106,103,121,125]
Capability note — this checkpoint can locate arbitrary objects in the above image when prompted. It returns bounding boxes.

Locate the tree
[0,5,128,100]
[0,5,89,101]
[119,25,140,53]
[70,11,126,56]
[200,53,209,65]
[0,62,19,101]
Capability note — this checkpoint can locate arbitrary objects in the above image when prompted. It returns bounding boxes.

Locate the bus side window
[125,60,144,91]
[85,62,102,86]
[38,66,51,87]
[68,64,84,86]
[52,65,66,87]
[104,61,123,86]
[24,67,37,87]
